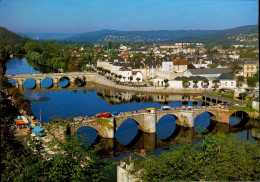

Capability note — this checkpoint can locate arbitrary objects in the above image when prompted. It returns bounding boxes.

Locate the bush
[220,92,234,99]
[131,133,260,181]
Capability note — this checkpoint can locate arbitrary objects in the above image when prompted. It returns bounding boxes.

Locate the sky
[0,0,258,33]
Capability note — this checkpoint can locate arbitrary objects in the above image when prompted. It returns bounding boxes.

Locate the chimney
[140,149,146,157]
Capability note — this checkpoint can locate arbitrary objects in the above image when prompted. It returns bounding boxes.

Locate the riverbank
[89,73,213,94]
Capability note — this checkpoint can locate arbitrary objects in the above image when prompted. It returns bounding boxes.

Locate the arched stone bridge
[70,107,252,138]
[6,72,96,88]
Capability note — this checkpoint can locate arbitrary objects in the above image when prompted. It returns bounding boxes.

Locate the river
[6,57,259,160]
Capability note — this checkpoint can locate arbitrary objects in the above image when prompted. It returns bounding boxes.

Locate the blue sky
[0,0,258,33]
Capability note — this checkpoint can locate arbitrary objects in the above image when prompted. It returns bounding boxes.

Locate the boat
[32,126,46,137]
[14,116,29,125]
[161,106,172,110]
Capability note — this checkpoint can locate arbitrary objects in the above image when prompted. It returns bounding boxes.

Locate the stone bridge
[6,72,96,88]
[70,107,250,139]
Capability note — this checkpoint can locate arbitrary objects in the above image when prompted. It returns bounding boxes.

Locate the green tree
[194,49,200,56]
[247,77,257,88]
[130,76,133,82]
[136,77,141,86]
[202,79,209,88]
[237,76,244,88]
[230,61,242,77]
[163,79,169,88]
[131,133,260,181]
[182,79,189,88]
[118,75,122,81]
[192,80,198,88]
[212,79,220,89]
[209,64,216,69]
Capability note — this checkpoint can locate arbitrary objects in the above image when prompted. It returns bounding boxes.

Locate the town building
[183,68,230,78]
[242,60,258,77]
[117,152,146,182]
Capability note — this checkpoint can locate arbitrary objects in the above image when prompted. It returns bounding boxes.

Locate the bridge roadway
[6,72,96,88]
[5,72,206,94]
[68,106,247,139]
[202,92,248,107]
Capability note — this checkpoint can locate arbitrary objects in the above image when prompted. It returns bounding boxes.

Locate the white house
[118,70,132,82]
[132,71,143,82]
[161,61,174,72]
[117,152,146,182]
[229,54,240,60]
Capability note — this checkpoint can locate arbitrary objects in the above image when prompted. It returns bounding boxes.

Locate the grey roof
[217,73,234,80]
[121,152,146,165]
[188,68,230,75]
[243,60,256,65]
[174,76,206,81]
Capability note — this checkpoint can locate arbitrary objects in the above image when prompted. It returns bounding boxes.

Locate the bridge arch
[193,111,217,133]
[229,111,250,127]
[156,113,180,123]
[116,117,145,132]
[8,78,18,87]
[115,118,142,146]
[76,126,99,146]
[41,77,53,88]
[58,76,70,88]
[156,114,179,140]
[23,78,36,89]
[75,76,86,87]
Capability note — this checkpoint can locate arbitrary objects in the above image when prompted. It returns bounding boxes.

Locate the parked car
[32,126,46,137]
[187,106,193,110]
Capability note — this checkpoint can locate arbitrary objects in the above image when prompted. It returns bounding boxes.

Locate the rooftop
[188,68,230,75]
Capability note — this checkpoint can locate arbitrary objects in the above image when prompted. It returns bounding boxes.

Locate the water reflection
[94,117,259,158]
[229,111,249,126]
[115,119,139,146]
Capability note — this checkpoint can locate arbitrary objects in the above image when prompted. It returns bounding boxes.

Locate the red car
[95,112,111,118]
[11,74,16,76]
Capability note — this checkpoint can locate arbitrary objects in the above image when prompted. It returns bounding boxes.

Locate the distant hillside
[66,29,218,43]
[65,25,258,44]
[175,25,259,44]
[18,33,76,41]
[0,27,29,46]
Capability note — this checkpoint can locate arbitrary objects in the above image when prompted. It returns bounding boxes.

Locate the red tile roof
[173,59,190,65]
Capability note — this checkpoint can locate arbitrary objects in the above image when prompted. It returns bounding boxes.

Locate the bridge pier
[36,79,41,88]
[70,77,75,87]
[17,80,23,89]
[142,113,157,133]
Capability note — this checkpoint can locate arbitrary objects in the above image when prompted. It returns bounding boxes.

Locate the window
[231,82,233,86]
[225,82,227,86]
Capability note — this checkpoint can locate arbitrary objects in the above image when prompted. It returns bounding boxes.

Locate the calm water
[6,57,260,159]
